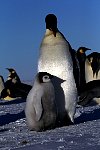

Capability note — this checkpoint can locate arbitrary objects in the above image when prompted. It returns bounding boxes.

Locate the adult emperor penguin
[25,72,57,131]
[85,52,100,83]
[38,14,77,125]
[76,47,91,93]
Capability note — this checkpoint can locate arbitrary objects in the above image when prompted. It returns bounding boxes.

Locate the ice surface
[0,98,100,150]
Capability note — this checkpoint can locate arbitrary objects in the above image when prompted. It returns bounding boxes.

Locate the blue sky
[0,0,100,81]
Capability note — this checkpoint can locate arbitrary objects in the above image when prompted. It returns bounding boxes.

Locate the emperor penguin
[76,47,91,93]
[6,68,21,83]
[6,68,32,99]
[25,72,57,131]
[78,80,100,106]
[85,52,100,83]
[1,78,19,100]
[38,14,77,125]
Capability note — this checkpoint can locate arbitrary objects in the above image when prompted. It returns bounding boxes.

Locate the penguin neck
[45,29,58,37]
[42,28,68,45]
[34,75,42,85]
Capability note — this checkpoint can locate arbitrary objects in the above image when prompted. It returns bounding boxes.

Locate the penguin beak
[53,30,56,37]
[49,28,56,37]
[6,68,11,72]
[6,68,9,71]
[80,48,91,53]
[85,48,91,52]
[87,48,91,50]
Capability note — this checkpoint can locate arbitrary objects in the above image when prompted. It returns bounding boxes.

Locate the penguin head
[77,47,91,54]
[6,68,21,83]
[45,14,57,37]
[6,68,15,73]
[38,72,54,83]
[6,68,16,80]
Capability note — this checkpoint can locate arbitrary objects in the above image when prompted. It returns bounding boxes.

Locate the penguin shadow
[0,128,10,133]
[74,106,100,124]
[51,76,71,127]
[0,110,25,126]
[0,98,26,105]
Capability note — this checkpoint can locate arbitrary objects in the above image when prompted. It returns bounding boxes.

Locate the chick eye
[44,75,49,79]
[42,75,50,82]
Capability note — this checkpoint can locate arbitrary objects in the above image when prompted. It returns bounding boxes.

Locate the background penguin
[0,76,5,97]
[1,68,32,100]
[76,47,91,93]
[25,72,57,131]
[85,52,100,83]
[38,14,77,125]
[78,80,100,106]
[0,77,20,100]
[6,68,21,83]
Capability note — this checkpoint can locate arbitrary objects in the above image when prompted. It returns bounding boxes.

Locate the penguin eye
[43,75,50,82]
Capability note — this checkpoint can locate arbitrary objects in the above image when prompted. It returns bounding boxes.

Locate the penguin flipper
[34,98,43,121]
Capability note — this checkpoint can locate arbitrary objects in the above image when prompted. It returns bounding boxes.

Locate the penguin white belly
[38,31,77,123]
[85,59,100,83]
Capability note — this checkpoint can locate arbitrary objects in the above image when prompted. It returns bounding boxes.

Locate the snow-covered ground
[0,98,100,150]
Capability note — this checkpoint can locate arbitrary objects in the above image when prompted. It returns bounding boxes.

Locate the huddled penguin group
[78,51,100,105]
[25,14,100,131]
[1,14,100,132]
[0,68,32,100]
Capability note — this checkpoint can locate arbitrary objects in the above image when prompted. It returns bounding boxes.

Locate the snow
[0,98,100,150]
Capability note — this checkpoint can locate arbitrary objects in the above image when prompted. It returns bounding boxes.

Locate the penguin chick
[25,72,57,131]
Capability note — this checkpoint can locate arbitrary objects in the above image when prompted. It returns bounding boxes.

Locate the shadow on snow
[75,106,100,124]
[0,98,26,105]
[0,110,25,126]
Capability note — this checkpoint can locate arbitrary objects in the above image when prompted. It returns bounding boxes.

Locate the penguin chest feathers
[38,30,73,79]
